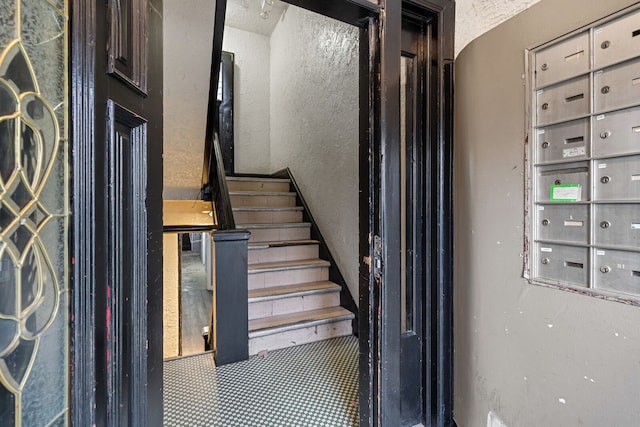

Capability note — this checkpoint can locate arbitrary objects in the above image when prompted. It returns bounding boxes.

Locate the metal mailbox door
[535,31,589,88]
[594,9,640,69]
[537,204,589,244]
[537,161,590,202]
[592,106,640,157]
[536,76,590,126]
[593,58,640,113]
[594,204,640,248]
[593,249,640,296]
[594,155,640,200]
[537,243,589,286]
[536,118,589,163]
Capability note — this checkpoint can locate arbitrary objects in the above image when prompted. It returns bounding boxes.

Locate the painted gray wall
[222,26,271,174]
[454,1,640,426]
[269,7,360,301]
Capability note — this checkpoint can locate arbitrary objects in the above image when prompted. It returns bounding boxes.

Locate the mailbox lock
[542,141,550,149]
[600,131,611,139]
[600,220,611,229]
[541,219,550,226]
[541,103,549,110]
[554,179,562,185]
[600,266,611,274]
[601,40,611,49]
[541,63,549,71]
[600,175,611,184]
[601,86,610,94]
[541,257,550,265]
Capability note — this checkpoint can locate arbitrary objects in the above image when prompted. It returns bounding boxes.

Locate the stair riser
[233,210,303,224]
[249,266,329,290]
[248,227,310,243]
[249,320,352,355]
[230,194,296,208]
[248,292,340,320]
[227,181,290,192]
[248,244,319,264]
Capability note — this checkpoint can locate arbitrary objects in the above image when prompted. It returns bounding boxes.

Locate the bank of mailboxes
[532,7,640,298]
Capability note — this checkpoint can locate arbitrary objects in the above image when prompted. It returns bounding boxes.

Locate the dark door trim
[71,0,97,425]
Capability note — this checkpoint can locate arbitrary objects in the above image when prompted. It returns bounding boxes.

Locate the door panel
[400,16,426,425]
[92,0,163,425]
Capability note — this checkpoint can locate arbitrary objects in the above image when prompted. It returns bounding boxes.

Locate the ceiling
[225,0,288,36]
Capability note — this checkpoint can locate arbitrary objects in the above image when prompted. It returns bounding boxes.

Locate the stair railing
[200,0,250,366]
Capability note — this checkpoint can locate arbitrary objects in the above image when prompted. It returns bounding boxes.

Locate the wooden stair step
[248,306,354,338]
[238,222,311,229]
[248,239,319,250]
[226,177,291,192]
[248,258,330,274]
[227,176,291,182]
[229,191,296,196]
[233,206,304,212]
[248,281,341,302]
[248,240,320,264]
[229,192,297,208]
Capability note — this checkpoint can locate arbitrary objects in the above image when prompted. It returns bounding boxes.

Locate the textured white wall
[269,7,360,301]
[163,0,215,199]
[454,1,640,426]
[455,0,541,57]
[222,26,272,174]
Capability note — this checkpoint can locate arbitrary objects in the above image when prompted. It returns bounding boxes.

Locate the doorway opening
[161,0,362,422]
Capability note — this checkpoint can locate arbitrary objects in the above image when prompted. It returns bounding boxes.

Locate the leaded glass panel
[0,1,69,425]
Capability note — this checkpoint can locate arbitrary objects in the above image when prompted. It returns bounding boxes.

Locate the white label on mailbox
[631,174,640,181]
[540,247,552,252]
[596,250,606,256]
[598,163,607,169]
[633,126,640,133]
[564,220,584,227]
[552,185,581,201]
[538,129,546,134]
[563,147,586,158]
[537,90,544,95]
[631,223,640,230]
[596,115,605,120]
[538,206,545,210]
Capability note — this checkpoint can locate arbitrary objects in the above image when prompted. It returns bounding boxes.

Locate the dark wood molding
[71,0,97,424]
[107,0,149,93]
[358,17,380,427]
[105,100,149,425]
[283,0,379,26]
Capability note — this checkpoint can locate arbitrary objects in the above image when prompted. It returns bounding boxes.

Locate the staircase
[227,176,355,355]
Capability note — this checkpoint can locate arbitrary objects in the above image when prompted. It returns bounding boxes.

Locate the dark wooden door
[399,15,427,425]
[89,0,164,425]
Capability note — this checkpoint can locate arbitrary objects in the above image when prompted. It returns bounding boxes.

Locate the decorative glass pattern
[0,1,69,425]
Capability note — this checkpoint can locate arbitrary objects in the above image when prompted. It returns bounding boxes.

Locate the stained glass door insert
[0,1,69,425]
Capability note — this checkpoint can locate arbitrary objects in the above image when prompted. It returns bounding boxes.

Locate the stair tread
[233,206,304,212]
[248,258,330,273]
[248,239,320,250]
[229,191,296,196]
[248,281,341,301]
[227,176,290,183]
[238,222,311,229]
[248,307,354,335]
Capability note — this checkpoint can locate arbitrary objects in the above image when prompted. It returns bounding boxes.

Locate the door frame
[69,0,455,425]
